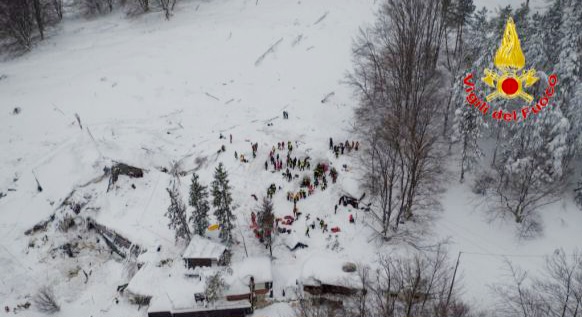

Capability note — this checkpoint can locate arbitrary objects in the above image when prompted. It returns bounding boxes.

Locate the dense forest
[351,0,582,240]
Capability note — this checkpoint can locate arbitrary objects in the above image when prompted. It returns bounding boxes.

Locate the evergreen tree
[204,271,225,304]
[166,186,191,243]
[541,0,563,68]
[255,197,275,257]
[489,107,569,236]
[188,173,210,236]
[441,0,475,138]
[451,98,486,182]
[211,163,236,245]
[554,0,582,157]
[449,5,488,181]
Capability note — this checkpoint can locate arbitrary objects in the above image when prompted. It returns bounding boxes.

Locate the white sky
[474,0,550,15]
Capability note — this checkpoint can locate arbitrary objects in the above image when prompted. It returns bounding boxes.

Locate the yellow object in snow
[208,224,219,231]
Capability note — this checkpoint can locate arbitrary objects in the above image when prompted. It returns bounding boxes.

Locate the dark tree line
[354,0,582,239]
[0,0,62,50]
[456,0,582,237]
[0,0,179,52]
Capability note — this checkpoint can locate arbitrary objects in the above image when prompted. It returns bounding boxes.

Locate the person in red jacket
[349,214,355,224]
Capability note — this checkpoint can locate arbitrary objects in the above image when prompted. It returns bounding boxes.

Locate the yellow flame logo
[482,17,538,102]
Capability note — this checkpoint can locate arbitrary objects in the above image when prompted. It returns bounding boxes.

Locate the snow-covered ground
[1,0,580,316]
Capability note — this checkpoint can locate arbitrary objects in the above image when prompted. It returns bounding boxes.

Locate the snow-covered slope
[0,0,580,316]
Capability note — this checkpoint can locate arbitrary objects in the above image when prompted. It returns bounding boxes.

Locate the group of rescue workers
[329,137,359,158]
[243,136,361,242]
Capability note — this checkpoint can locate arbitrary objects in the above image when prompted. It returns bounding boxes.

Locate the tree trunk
[32,0,44,40]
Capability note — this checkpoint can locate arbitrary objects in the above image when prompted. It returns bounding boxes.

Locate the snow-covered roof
[182,235,227,260]
[226,256,273,295]
[300,254,362,289]
[148,293,251,314]
[172,300,251,313]
[128,263,205,300]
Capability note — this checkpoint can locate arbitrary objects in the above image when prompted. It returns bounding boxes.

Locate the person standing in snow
[329,137,333,150]
[265,161,268,171]
[349,214,355,224]
[230,134,232,143]
[334,204,338,214]
[305,227,310,237]
[235,151,238,159]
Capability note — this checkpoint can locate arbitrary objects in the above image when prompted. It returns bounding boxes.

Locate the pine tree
[255,197,275,257]
[188,173,210,236]
[166,186,191,243]
[211,163,236,245]
[449,4,488,181]
[554,0,582,157]
[541,0,563,68]
[442,0,476,138]
[490,107,569,235]
[451,96,486,182]
[204,271,226,304]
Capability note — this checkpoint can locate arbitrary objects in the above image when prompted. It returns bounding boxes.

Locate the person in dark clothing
[334,204,338,214]
[305,227,310,237]
[340,144,345,155]
[329,138,333,150]
[230,134,232,143]
[265,161,268,170]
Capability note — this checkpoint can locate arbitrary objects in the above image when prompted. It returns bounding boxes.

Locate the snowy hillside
[1,0,580,316]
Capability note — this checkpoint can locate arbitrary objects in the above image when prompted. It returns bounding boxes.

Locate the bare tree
[158,0,176,20]
[350,0,447,238]
[294,296,341,317]
[34,286,60,314]
[342,264,370,317]
[340,245,473,317]
[0,0,34,50]
[134,0,149,12]
[491,250,582,317]
[51,0,62,20]
[76,0,112,16]
[31,0,43,39]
